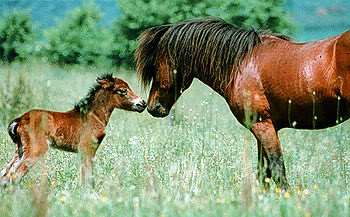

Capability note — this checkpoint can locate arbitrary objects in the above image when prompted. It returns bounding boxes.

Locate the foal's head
[75,74,146,114]
[96,75,146,113]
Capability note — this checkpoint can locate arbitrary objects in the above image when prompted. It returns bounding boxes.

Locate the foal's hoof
[0,169,7,177]
[0,178,10,187]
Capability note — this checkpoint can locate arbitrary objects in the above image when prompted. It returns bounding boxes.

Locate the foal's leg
[79,142,97,187]
[0,148,20,177]
[1,132,48,185]
[6,156,39,184]
[251,119,289,191]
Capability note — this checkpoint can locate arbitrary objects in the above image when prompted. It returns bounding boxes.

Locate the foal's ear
[97,78,113,89]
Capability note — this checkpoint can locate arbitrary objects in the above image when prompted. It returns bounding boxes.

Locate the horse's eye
[116,88,127,96]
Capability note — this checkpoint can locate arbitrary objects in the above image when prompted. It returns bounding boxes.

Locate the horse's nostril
[154,103,162,109]
[147,103,169,117]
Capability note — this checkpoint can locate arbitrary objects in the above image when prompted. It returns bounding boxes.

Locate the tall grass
[0,69,35,127]
[0,62,349,217]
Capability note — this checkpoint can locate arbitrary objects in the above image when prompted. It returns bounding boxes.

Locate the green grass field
[0,62,349,217]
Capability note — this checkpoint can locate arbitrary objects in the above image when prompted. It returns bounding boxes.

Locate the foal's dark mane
[74,73,114,114]
[136,18,289,88]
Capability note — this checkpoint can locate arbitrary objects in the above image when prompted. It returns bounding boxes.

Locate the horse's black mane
[136,18,289,88]
[74,73,114,114]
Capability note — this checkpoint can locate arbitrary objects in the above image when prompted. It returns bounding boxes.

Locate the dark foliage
[0,11,34,62]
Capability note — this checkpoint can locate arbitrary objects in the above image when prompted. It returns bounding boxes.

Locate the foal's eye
[116,88,127,96]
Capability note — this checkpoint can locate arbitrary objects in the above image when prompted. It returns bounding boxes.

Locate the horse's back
[256,35,338,92]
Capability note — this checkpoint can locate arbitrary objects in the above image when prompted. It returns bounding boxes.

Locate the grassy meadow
[0,62,349,217]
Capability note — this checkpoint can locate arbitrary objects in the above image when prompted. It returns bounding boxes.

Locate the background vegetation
[0,0,349,217]
[0,0,292,66]
[44,3,113,66]
[0,10,34,62]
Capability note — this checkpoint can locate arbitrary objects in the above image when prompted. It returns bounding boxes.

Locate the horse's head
[135,24,196,117]
[145,66,191,117]
[97,75,146,113]
[136,52,194,117]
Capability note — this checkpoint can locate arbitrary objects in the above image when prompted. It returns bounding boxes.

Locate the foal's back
[15,109,83,152]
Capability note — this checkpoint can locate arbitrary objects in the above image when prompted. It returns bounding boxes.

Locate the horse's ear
[97,78,113,89]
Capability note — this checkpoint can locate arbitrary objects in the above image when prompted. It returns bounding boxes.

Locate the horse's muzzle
[147,103,169,117]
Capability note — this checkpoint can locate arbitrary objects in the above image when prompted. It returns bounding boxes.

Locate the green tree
[213,0,292,34]
[45,2,113,66]
[0,11,35,62]
[111,0,293,66]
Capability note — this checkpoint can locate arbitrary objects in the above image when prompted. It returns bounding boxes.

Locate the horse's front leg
[251,119,289,191]
[256,140,272,189]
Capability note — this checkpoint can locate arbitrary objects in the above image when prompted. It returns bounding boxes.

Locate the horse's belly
[271,97,349,129]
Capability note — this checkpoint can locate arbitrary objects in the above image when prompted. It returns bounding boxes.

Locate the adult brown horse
[135,18,350,190]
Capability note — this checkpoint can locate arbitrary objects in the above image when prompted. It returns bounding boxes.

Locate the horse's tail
[135,24,172,88]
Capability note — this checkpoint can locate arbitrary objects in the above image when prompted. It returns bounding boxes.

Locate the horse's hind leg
[251,119,289,191]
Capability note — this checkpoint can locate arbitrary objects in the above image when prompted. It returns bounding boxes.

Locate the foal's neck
[87,91,115,127]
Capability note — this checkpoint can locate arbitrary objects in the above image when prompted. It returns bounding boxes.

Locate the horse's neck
[194,72,228,98]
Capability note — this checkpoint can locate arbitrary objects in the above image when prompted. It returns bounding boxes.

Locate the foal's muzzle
[147,103,169,118]
[132,98,147,113]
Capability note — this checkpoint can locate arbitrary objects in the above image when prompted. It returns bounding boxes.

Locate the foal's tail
[7,118,22,149]
[135,24,172,88]
[8,118,19,143]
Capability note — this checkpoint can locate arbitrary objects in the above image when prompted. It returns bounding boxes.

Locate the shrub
[212,0,292,34]
[111,0,293,66]
[0,11,35,62]
[45,3,113,66]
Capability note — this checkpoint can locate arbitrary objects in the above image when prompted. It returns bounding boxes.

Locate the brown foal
[0,74,146,185]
